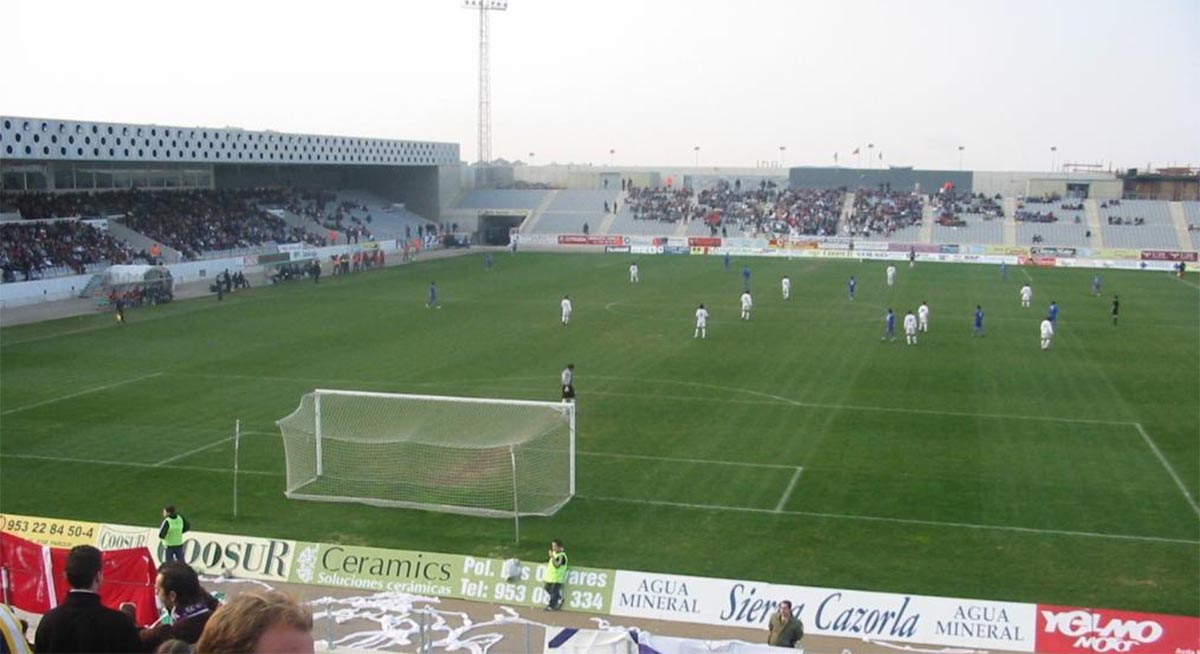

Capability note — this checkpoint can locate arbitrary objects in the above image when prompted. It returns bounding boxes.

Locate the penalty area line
[0,452,279,476]
[0,372,164,416]
[775,467,804,512]
[1135,423,1200,519]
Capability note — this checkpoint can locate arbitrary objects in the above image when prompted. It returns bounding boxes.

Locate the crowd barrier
[514,232,1195,273]
[3,513,1196,653]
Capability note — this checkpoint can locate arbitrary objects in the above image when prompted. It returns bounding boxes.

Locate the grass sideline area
[1,252,1197,616]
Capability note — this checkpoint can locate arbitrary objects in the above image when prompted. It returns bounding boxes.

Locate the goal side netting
[275,390,576,518]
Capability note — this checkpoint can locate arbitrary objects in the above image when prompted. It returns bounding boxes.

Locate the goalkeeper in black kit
[560,364,575,408]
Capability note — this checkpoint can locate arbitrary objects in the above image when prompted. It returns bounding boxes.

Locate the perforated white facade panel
[0,116,459,167]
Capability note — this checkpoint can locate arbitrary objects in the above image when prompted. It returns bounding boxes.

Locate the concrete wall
[511,165,785,190]
[0,274,93,308]
[1026,178,1122,200]
[788,166,969,193]
[972,170,1120,198]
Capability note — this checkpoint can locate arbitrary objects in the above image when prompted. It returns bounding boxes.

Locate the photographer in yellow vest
[159,505,191,563]
[544,539,568,611]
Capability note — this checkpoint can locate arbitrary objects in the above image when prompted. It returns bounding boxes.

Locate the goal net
[276,390,576,518]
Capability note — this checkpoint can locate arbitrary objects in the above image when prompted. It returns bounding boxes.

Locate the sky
[6,0,1199,171]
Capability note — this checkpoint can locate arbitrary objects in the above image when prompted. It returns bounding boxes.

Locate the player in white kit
[1020,284,1033,308]
[1040,316,1054,350]
[561,295,573,325]
[694,303,709,338]
[740,291,753,320]
[886,264,896,287]
[629,262,640,283]
[781,275,791,300]
[918,301,930,332]
[904,309,918,345]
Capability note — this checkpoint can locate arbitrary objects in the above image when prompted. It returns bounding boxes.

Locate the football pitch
[1,252,1197,616]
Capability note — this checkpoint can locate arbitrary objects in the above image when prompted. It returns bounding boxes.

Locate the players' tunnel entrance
[478,213,526,245]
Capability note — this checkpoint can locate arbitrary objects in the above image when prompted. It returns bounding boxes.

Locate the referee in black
[560,363,575,409]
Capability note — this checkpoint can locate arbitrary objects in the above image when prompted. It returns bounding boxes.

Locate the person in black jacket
[33,545,141,654]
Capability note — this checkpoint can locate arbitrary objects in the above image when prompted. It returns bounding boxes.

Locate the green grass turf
[2,252,1197,615]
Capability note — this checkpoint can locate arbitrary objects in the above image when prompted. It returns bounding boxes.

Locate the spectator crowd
[1,220,137,283]
[933,190,1003,227]
[847,189,924,237]
[625,180,844,238]
[2,188,331,264]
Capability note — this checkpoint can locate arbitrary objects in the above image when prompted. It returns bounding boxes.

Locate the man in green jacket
[159,505,191,563]
[544,539,568,611]
[767,600,804,648]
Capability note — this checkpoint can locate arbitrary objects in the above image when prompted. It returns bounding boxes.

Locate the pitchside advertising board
[609,570,1037,652]
[4,514,1197,653]
[287,541,615,613]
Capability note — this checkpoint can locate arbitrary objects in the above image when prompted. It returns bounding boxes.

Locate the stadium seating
[528,211,602,234]
[603,210,681,236]
[545,190,619,212]
[1098,199,1173,225]
[1013,197,1086,224]
[1184,202,1200,249]
[454,189,551,211]
[846,189,923,239]
[1016,222,1089,247]
[1090,200,1180,249]
[932,219,1004,245]
[1100,225,1181,249]
[1,219,136,282]
[329,190,436,241]
[521,190,622,234]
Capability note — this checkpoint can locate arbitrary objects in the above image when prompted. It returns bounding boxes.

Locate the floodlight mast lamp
[463,0,507,165]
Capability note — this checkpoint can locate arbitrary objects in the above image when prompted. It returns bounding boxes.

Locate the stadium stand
[1,219,136,282]
[930,190,1005,244]
[846,189,923,239]
[523,190,621,234]
[3,188,330,261]
[1016,221,1089,247]
[256,189,435,243]
[1095,199,1181,249]
[1098,199,1173,225]
[544,189,620,213]
[455,189,551,211]
[1184,202,1200,249]
[932,219,1004,245]
[1013,196,1085,224]
[1101,225,1181,249]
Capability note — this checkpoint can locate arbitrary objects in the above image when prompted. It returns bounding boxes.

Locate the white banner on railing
[609,570,1036,652]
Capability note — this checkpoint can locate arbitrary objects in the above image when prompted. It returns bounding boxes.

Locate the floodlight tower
[463,0,507,164]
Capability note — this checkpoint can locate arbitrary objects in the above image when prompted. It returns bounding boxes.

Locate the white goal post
[276,389,576,521]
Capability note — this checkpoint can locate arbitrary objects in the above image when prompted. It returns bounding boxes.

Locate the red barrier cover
[1,531,158,627]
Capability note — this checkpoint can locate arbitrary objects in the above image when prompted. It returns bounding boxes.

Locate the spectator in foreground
[155,639,193,654]
[195,590,313,654]
[137,561,220,652]
[767,600,804,648]
[33,545,142,653]
[0,602,32,653]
